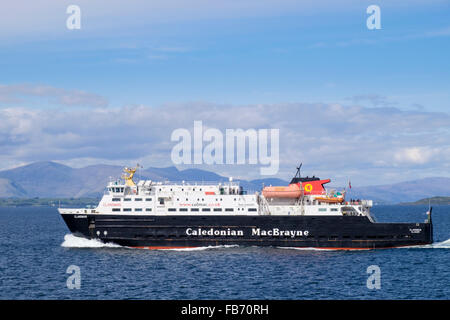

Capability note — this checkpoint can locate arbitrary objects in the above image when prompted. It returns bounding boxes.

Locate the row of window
[111,207,258,212]
[112,198,152,202]
[318,208,339,212]
[112,197,243,202]
[113,208,152,212]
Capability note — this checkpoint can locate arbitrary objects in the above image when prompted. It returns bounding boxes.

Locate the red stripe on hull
[132,246,199,250]
[311,247,372,250]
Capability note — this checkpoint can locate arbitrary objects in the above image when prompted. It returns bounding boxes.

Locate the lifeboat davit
[262,184,302,198]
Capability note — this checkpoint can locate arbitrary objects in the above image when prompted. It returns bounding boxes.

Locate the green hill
[0,197,100,208]
[400,196,450,205]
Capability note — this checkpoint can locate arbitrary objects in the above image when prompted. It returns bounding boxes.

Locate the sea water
[0,205,448,299]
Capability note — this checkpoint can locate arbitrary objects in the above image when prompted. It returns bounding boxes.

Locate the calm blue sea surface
[0,205,449,300]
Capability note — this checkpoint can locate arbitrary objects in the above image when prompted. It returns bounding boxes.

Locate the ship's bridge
[107,180,126,195]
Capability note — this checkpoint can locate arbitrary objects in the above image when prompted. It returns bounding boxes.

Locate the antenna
[137,163,142,182]
[295,163,302,178]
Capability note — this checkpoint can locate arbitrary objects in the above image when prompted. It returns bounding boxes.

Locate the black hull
[61,214,433,250]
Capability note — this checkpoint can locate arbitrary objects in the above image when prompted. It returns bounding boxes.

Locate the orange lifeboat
[262,184,302,198]
[314,196,344,203]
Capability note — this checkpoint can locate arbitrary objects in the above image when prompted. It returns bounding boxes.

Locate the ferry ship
[59,165,433,250]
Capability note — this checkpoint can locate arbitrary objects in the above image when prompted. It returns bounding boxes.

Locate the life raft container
[262,184,302,198]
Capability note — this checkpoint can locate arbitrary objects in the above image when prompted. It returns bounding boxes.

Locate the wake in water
[279,239,450,251]
[403,238,450,249]
[61,234,122,248]
[434,238,450,248]
[61,233,450,251]
[61,234,238,251]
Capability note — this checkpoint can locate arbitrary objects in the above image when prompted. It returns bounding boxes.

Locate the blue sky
[0,1,449,185]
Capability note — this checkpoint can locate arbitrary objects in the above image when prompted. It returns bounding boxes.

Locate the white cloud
[1,100,450,185]
[393,147,436,165]
[346,94,397,107]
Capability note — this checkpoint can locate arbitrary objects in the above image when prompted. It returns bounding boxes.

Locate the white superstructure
[59,166,374,220]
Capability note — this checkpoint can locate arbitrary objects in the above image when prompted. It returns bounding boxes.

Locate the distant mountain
[0,161,287,198]
[0,178,27,197]
[347,177,450,203]
[0,161,449,203]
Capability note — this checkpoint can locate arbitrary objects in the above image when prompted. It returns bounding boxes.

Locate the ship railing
[320,189,346,196]
[59,208,97,214]
[343,199,373,206]
[136,180,241,187]
[108,179,125,186]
